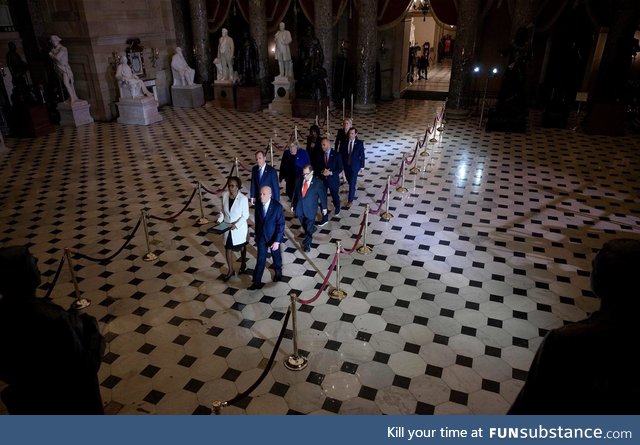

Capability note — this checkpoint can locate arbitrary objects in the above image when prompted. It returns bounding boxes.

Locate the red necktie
[302,180,309,198]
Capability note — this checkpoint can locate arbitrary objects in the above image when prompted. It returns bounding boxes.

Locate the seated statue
[115,52,153,99]
[171,47,195,87]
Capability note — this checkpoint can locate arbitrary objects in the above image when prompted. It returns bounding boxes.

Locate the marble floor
[406,59,451,93]
[1,99,639,415]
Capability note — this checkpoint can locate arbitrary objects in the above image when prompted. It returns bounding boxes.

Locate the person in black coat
[250,150,280,206]
[314,137,343,220]
[0,246,105,414]
[291,164,327,253]
[251,186,285,290]
[509,238,640,414]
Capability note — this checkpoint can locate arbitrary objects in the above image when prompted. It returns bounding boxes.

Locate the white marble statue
[48,35,79,103]
[115,52,153,98]
[217,28,235,81]
[171,47,195,86]
[274,22,292,79]
[410,18,416,46]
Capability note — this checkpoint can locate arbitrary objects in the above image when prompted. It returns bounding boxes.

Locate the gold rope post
[284,292,309,371]
[211,400,227,415]
[269,139,274,165]
[356,204,373,255]
[329,241,347,300]
[141,209,158,262]
[420,129,431,156]
[234,157,239,177]
[380,176,394,221]
[197,182,209,225]
[64,248,91,309]
[409,141,420,174]
[396,156,408,193]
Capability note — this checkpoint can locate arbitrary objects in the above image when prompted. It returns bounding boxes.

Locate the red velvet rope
[390,158,405,186]
[148,188,198,221]
[406,140,421,165]
[297,252,339,305]
[73,216,143,263]
[339,212,367,255]
[368,182,389,215]
[201,182,227,196]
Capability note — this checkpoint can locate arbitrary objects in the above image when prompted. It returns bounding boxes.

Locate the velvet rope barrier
[43,254,66,300]
[368,181,389,216]
[390,157,405,186]
[73,216,143,264]
[405,140,421,165]
[147,188,197,221]
[215,307,292,411]
[339,212,367,255]
[201,182,227,196]
[237,159,253,172]
[296,252,339,305]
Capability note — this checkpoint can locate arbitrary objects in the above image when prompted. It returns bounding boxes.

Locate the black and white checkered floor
[1,99,639,414]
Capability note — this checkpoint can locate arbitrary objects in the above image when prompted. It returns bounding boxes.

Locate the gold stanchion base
[420,150,430,157]
[72,298,91,310]
[380,212,394,221]
[329,288,348,300]
[429,137,438,143]
[409,167,420,174]
[357,245,373,255]
[143,252,158,262]
[437,125,444,132]
[284,355,308,371]
[396,186,408,193]
[212,400,227,415]
[197,217,209,225]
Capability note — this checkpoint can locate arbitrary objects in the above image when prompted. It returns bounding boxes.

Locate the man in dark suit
[339,127,365,208]
[250,186,285,290]
[315,137,343,223]
[250,150,280,206]
[291,164,327,253]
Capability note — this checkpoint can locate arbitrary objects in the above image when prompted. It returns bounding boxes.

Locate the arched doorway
[404,2,454,100]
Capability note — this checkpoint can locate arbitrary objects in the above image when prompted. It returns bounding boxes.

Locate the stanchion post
[196,182,209,225]
[396,157,408,193]
[357,204,373,255]
[420,130,430,156]
[381,176,394,221]
[269,139,274,165]
[429,123,438,143]
[409,142,420,174]
[328,241,348,300]
[64,248,91,309]
[284,292,309,371]
[211,400,227,415]
[234,157,239,177]
[141,209,158,262]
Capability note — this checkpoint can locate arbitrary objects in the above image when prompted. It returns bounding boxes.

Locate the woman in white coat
[217,176,249,281]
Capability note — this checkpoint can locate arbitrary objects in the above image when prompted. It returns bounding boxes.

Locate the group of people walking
[215,118,366,289]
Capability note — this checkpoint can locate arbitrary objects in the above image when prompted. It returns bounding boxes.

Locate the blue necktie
[259,167,263,181]
[262,204,267,217]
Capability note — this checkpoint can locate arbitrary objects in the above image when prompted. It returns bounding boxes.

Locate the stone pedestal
[213,80,235,108]
[292,97,329,119]
[58,100,94,127]
[268,77,294,115]
[236,86,262,112]
[171,84,205,107]
[116,96,162,125]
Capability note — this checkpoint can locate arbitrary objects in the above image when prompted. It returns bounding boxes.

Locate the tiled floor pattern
[1,100,639,415]
[406,60,451,93]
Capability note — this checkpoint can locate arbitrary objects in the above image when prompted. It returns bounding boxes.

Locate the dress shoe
[317,216,328,227]
[335,208,341,216]
[304,246,311,253]
[222,272,235,282]
[238,263,247,274]
[274,273,282,282]
[248,282,264,290]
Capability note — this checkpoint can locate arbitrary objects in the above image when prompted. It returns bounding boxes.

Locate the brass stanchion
[437,121,445,132]
[420,131,431,156]
[328,241,347,300]
[421,150,429,174]
[141,209,158,262]
[429,129,438,143]
[380,176,394,221]
[234,157,239,177]
[196,182,209,225]
[356,204,373,255]
[284,292,309,371]
[212,400,227,415]
[396,157,408,193]
[409,143,420,174]
[64,248,90,309]
[269,139,274,165]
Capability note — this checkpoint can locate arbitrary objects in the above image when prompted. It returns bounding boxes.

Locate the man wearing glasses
[291,164,327,253]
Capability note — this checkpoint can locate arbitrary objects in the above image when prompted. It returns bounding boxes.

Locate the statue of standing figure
[48,35,79,103]
[217,28,235,81]
[237,31,259,86]
[274,22,292,80]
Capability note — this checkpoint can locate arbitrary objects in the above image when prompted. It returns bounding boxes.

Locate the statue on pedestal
[116,52,153,98]
[237,31,259,86]
[217,28,235,82]
[171,47,195,86]
[297,27,326,99]
[48,36,78,103]
[274,22,293,80]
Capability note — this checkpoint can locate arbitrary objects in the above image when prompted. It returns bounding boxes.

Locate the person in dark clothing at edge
[0,245,105,414]
[509,238,640,414]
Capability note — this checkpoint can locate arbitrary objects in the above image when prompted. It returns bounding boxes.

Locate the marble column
[447,0,480,115]
[249,0,269,104]
[315,0,332,102]
[354,0,377,113]
[189,0,212,87]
